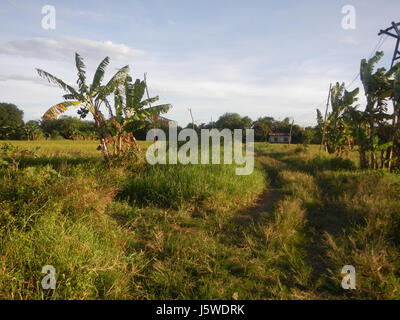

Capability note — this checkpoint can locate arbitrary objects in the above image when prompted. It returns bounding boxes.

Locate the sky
[0,0,399,127]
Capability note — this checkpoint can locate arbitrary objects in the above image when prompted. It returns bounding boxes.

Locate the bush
[307,156,355,171]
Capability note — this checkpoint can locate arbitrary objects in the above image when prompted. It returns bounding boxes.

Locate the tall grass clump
[0,164,133,299]
[120,163,266,210]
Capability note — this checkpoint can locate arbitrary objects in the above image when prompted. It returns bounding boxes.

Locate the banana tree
[36,53,129,162]
[317,82,359,156]
[23,120,43,140]
[360,51,399,169]
[110,75,171,155]
[383,65,400,171]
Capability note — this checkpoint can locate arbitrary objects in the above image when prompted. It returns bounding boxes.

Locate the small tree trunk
[369,117,375,169]
[94,111,110,163]
[388,103,399,172]
[132,134,141,153]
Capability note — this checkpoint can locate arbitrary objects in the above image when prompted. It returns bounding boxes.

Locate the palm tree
[23,120,43,140]
[391,69,400,170]
[253,117,273,142]
[110,75,171,155]
[360,51,399,168]
[317,82,359,156]
[36,53,129,161]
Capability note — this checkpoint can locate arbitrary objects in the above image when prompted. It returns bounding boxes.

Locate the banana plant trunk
[388,102,399,172]
[94,111,110,163]
[369,118,376,169]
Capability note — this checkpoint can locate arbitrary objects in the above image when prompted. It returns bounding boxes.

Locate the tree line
[0,103,97,140]
[0,101,320,145]
[180,113,320,144]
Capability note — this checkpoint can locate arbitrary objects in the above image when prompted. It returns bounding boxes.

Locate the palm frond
[96,65,130,101]
[36,69,79,97]
[75,53,88,94]
[131,104,171,121]
[90,56,110,94]
[63,93,76,100]
[143,104,171,115]
[129,79,146,108]
[42,101,81,120]
[139,96,159,108]
[114,90,124,121]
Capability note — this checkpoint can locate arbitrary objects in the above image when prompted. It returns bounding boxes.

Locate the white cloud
[0,37,145,62]
[0,73,36,82]
[0,36,359,127]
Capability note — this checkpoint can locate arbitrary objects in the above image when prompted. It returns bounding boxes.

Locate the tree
[23,120,43,140]
[253,117,274,142]
[359,51,398,168]
[0,103,24,139]
[216,113,252,131]
[37,53,129,162]
[386,67,400,171]
[40,116,97,140]
[317,82,359,156]
[110,75,171,155]
[304,126,321,145]
[0,103,24,127]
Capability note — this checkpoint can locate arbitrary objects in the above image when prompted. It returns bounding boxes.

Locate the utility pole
[379,22,400,68]
[320,83,332,152]
[289,118,294,145]
[188,108,195,131]
[144,72,157,142]
[379,22,400,171]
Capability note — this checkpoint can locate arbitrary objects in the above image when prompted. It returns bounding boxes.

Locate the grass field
[0,140,399,299]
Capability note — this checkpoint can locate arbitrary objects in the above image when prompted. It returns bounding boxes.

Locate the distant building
[146,115,178,127]
[157,116,178,127]
[269,132,290,144]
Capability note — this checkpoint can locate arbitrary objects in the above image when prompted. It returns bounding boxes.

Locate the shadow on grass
[246,149,363,297]
[261,150,356,174]
[19,155,103,170]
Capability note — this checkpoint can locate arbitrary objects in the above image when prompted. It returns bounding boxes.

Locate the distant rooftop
[269,132,290,136]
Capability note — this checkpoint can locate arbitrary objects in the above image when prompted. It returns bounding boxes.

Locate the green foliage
[119,162,264,209]
[108,75,171,155]
[40,116,97,140]
[1,142,399,299]
[253,117,274,141]
[215,113,252,131]
[0,103,24,140]
[0,102,24,128]
[317,82,359,156]
[0,142,40,171]
[37,53,131,161]
[23,120,44,141]
[355,52,400,169]
[316,53,400,171]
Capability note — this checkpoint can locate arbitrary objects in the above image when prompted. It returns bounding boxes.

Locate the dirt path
[232,188,281,224]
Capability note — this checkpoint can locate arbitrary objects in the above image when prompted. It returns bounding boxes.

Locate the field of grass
[0,140,399,299]
[7,140,152,157]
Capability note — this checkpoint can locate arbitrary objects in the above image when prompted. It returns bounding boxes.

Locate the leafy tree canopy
[216,113,252,131]
[0,102,24,128]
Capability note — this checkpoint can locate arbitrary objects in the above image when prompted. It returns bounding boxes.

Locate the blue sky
[0,0,399,127]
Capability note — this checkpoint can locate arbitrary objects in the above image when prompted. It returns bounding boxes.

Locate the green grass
[6,140,152,157]
[0,140,399,299]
